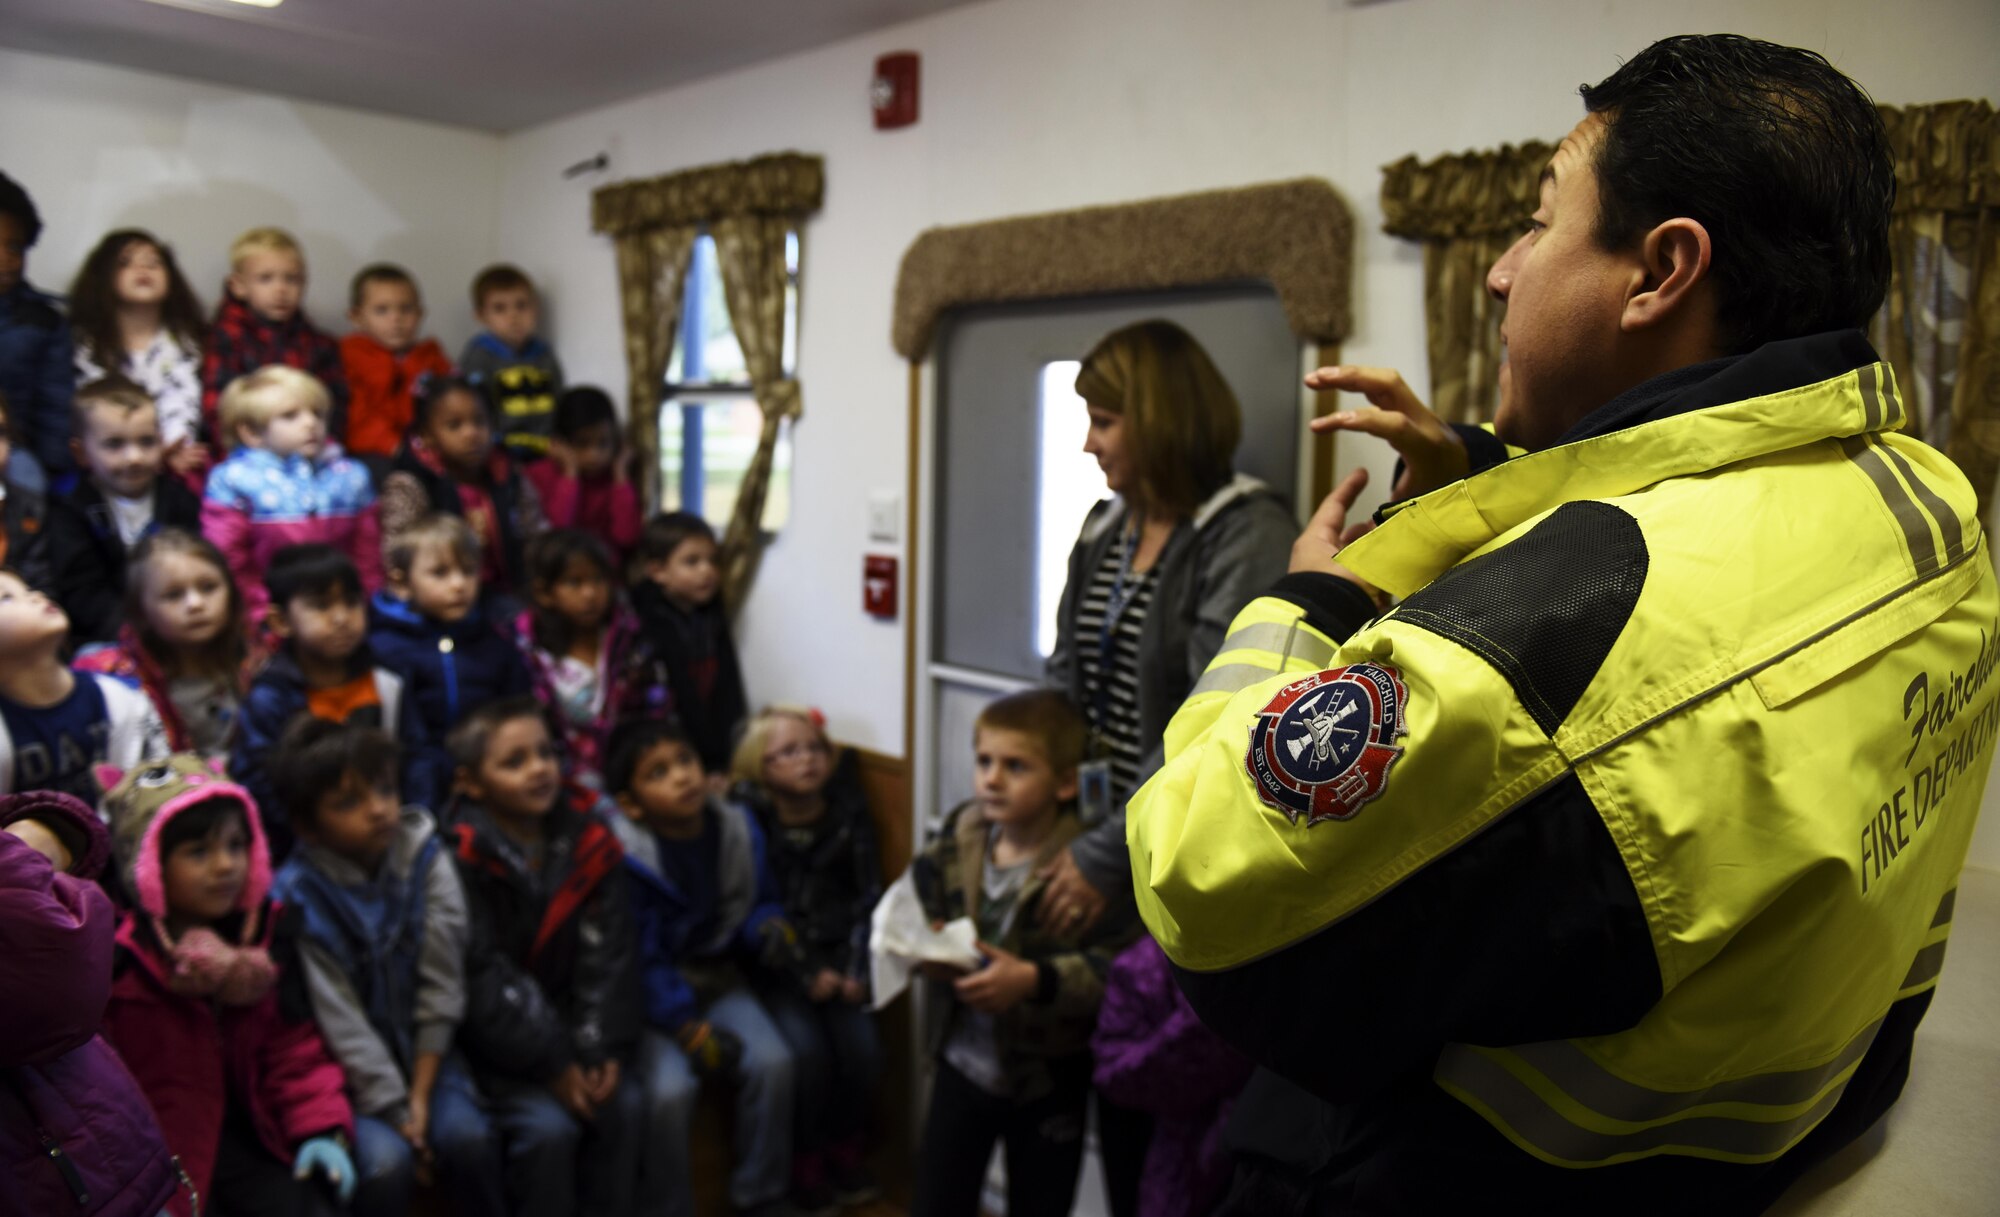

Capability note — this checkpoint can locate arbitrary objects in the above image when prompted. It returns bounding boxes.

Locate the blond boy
[202,226,349,452]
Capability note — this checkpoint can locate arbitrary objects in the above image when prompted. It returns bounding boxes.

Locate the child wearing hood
[99,754,356,1217]
[1,789,183,1217]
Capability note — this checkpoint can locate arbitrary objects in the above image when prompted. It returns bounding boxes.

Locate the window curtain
[610,229,697,509]
[592,151,823,605]
[1872,101,2000,521]
[1380,141,1554,424]
[710,213,801,608]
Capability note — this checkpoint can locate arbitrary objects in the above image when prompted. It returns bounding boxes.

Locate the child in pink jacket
[201,365,382,625]
[99,755,356,1217]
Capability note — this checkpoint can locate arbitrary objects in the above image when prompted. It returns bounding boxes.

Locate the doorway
[920,284,1306,822]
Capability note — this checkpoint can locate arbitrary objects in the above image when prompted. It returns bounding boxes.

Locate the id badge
[1077,759,1115,826]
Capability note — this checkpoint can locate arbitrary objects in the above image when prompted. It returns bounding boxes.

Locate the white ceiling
[0,0,985,132]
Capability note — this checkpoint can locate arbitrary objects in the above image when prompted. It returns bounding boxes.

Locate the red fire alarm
[872,52,919,129]
[864,554,899,619]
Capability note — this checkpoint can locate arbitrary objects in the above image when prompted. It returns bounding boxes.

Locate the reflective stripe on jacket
[1130,354,1992,1171]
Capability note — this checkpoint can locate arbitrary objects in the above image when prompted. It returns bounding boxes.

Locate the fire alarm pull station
[864,555,899,619]
[872,52,919,129]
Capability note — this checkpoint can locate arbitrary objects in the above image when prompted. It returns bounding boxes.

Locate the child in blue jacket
[235,544,424,843]
[367,514,530,810]
[607,719,811,1217]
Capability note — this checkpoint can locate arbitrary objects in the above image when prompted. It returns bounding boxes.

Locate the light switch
[868,490,901,544]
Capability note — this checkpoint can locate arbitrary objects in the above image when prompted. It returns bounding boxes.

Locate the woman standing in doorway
[1040,318,1294,1217]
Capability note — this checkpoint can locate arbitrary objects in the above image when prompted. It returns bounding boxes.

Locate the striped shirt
[1076,541,1158,802]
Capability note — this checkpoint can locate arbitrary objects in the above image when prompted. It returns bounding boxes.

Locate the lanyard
[1091,516,1146,737]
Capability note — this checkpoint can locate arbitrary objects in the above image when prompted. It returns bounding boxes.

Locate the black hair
[1578,34,1894,354]
[606,718,699,799]
[446,694,549,776]
[264,543,364,614]
[350,262,417,310]
[526,529,617,656]
[637,511,718,565]
[0,172,42,248]
[272,718,400,832]
[412,374,491,434]
[553,386,618,442]
[157,795,250,860]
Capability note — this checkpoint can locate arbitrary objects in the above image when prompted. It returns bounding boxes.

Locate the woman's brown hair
[1073,319,1242,520]
[124,528,247,685]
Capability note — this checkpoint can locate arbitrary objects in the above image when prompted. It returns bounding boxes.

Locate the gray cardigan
[1046,474,1296,894]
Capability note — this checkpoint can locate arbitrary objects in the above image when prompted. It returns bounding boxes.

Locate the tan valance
[1381,141,1556,242]
[1881,100,1999,215]
[891,178,1354,360]
[592,152,824,236]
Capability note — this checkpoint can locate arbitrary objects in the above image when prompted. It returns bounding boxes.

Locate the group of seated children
[0,163,1256,1217]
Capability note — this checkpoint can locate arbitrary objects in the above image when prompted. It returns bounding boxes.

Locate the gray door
[925,285,1302,822]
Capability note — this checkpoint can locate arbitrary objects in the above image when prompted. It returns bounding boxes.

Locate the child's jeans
[350,1060,503,1217]
[638,985,796,1217]
[761,984,882,1153]
[446,1062,644,1217]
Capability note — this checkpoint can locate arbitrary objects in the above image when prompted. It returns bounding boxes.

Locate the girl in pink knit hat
[99,753,356,1217]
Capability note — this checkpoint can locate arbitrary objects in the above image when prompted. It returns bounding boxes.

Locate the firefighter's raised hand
[1305,365,1467,501]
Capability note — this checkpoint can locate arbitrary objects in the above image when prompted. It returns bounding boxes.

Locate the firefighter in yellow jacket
[1129,35,1994,1216]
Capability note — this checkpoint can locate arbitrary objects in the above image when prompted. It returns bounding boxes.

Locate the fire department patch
[1245,663,1408,826]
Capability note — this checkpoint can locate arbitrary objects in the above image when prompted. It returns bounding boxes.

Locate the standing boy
[341,263,454,475]
[0,569,166,798]
[45,378,203,644]
[0,170,72,487]
[448,698,642,1217]
[202,227,348,454]
[907,689,1133,1217]
[270,718,501,1217]
[459,265,563,465]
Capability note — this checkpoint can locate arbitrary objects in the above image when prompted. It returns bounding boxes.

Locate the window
[1035,360,1107,657]
[657,230,800,529]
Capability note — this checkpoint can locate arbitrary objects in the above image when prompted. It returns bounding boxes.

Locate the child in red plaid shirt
[201,228,348,458]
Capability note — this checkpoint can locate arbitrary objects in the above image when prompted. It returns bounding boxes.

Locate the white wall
[496,0,2000,798]
[0,48,503,353]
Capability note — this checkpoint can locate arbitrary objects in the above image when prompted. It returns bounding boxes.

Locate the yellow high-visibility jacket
[1128,336,1992,1208]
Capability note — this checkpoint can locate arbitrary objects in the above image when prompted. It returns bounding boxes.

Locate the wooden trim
[851,744,914,879]
[1310,342,1342,507]
[903,362,921,769]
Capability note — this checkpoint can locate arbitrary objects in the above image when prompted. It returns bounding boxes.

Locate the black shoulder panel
[1394,500,1648,735]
